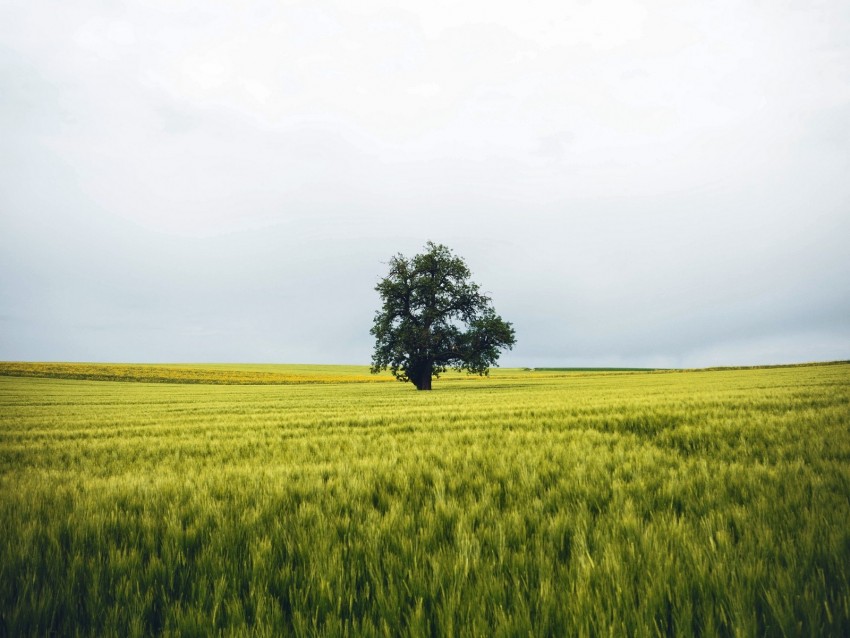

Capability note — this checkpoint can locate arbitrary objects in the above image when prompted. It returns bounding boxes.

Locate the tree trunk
[414,361,433,390]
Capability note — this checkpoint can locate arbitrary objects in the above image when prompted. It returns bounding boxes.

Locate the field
[0,362,392,385]
[1,363,849,636]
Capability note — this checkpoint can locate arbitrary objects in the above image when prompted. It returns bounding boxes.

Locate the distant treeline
[526,360,848,373]
[525,367,660,372]
[695,360,849,371]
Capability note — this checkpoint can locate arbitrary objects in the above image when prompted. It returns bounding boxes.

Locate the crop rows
[1,364,849,635]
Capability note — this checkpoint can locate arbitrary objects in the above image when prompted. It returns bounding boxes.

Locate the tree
[370,242,516,390]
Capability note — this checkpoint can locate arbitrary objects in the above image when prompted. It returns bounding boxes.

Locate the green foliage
[371,242,516,389]
[1,364,849,635]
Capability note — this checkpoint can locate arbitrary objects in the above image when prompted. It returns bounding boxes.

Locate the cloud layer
[2,0,849,367]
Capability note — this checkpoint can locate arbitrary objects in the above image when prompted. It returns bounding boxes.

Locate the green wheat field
[1,362,849,636]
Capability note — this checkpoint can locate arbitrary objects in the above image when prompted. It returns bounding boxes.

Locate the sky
[1,0,849,368]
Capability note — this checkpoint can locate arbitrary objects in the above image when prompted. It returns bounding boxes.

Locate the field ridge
[0,362,392,385]
[1,360,847,385]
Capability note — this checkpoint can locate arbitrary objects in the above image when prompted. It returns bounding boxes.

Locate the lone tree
[370,242,516,390]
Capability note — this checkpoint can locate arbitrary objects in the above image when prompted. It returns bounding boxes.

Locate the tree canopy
[370,242,516,390]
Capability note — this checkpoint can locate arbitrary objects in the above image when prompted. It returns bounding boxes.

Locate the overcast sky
[1,0,848,368]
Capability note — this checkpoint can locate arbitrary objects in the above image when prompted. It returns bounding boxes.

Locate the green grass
[1,363,849,636]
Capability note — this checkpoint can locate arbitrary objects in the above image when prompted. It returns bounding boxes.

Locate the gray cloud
[1,0,849,367]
